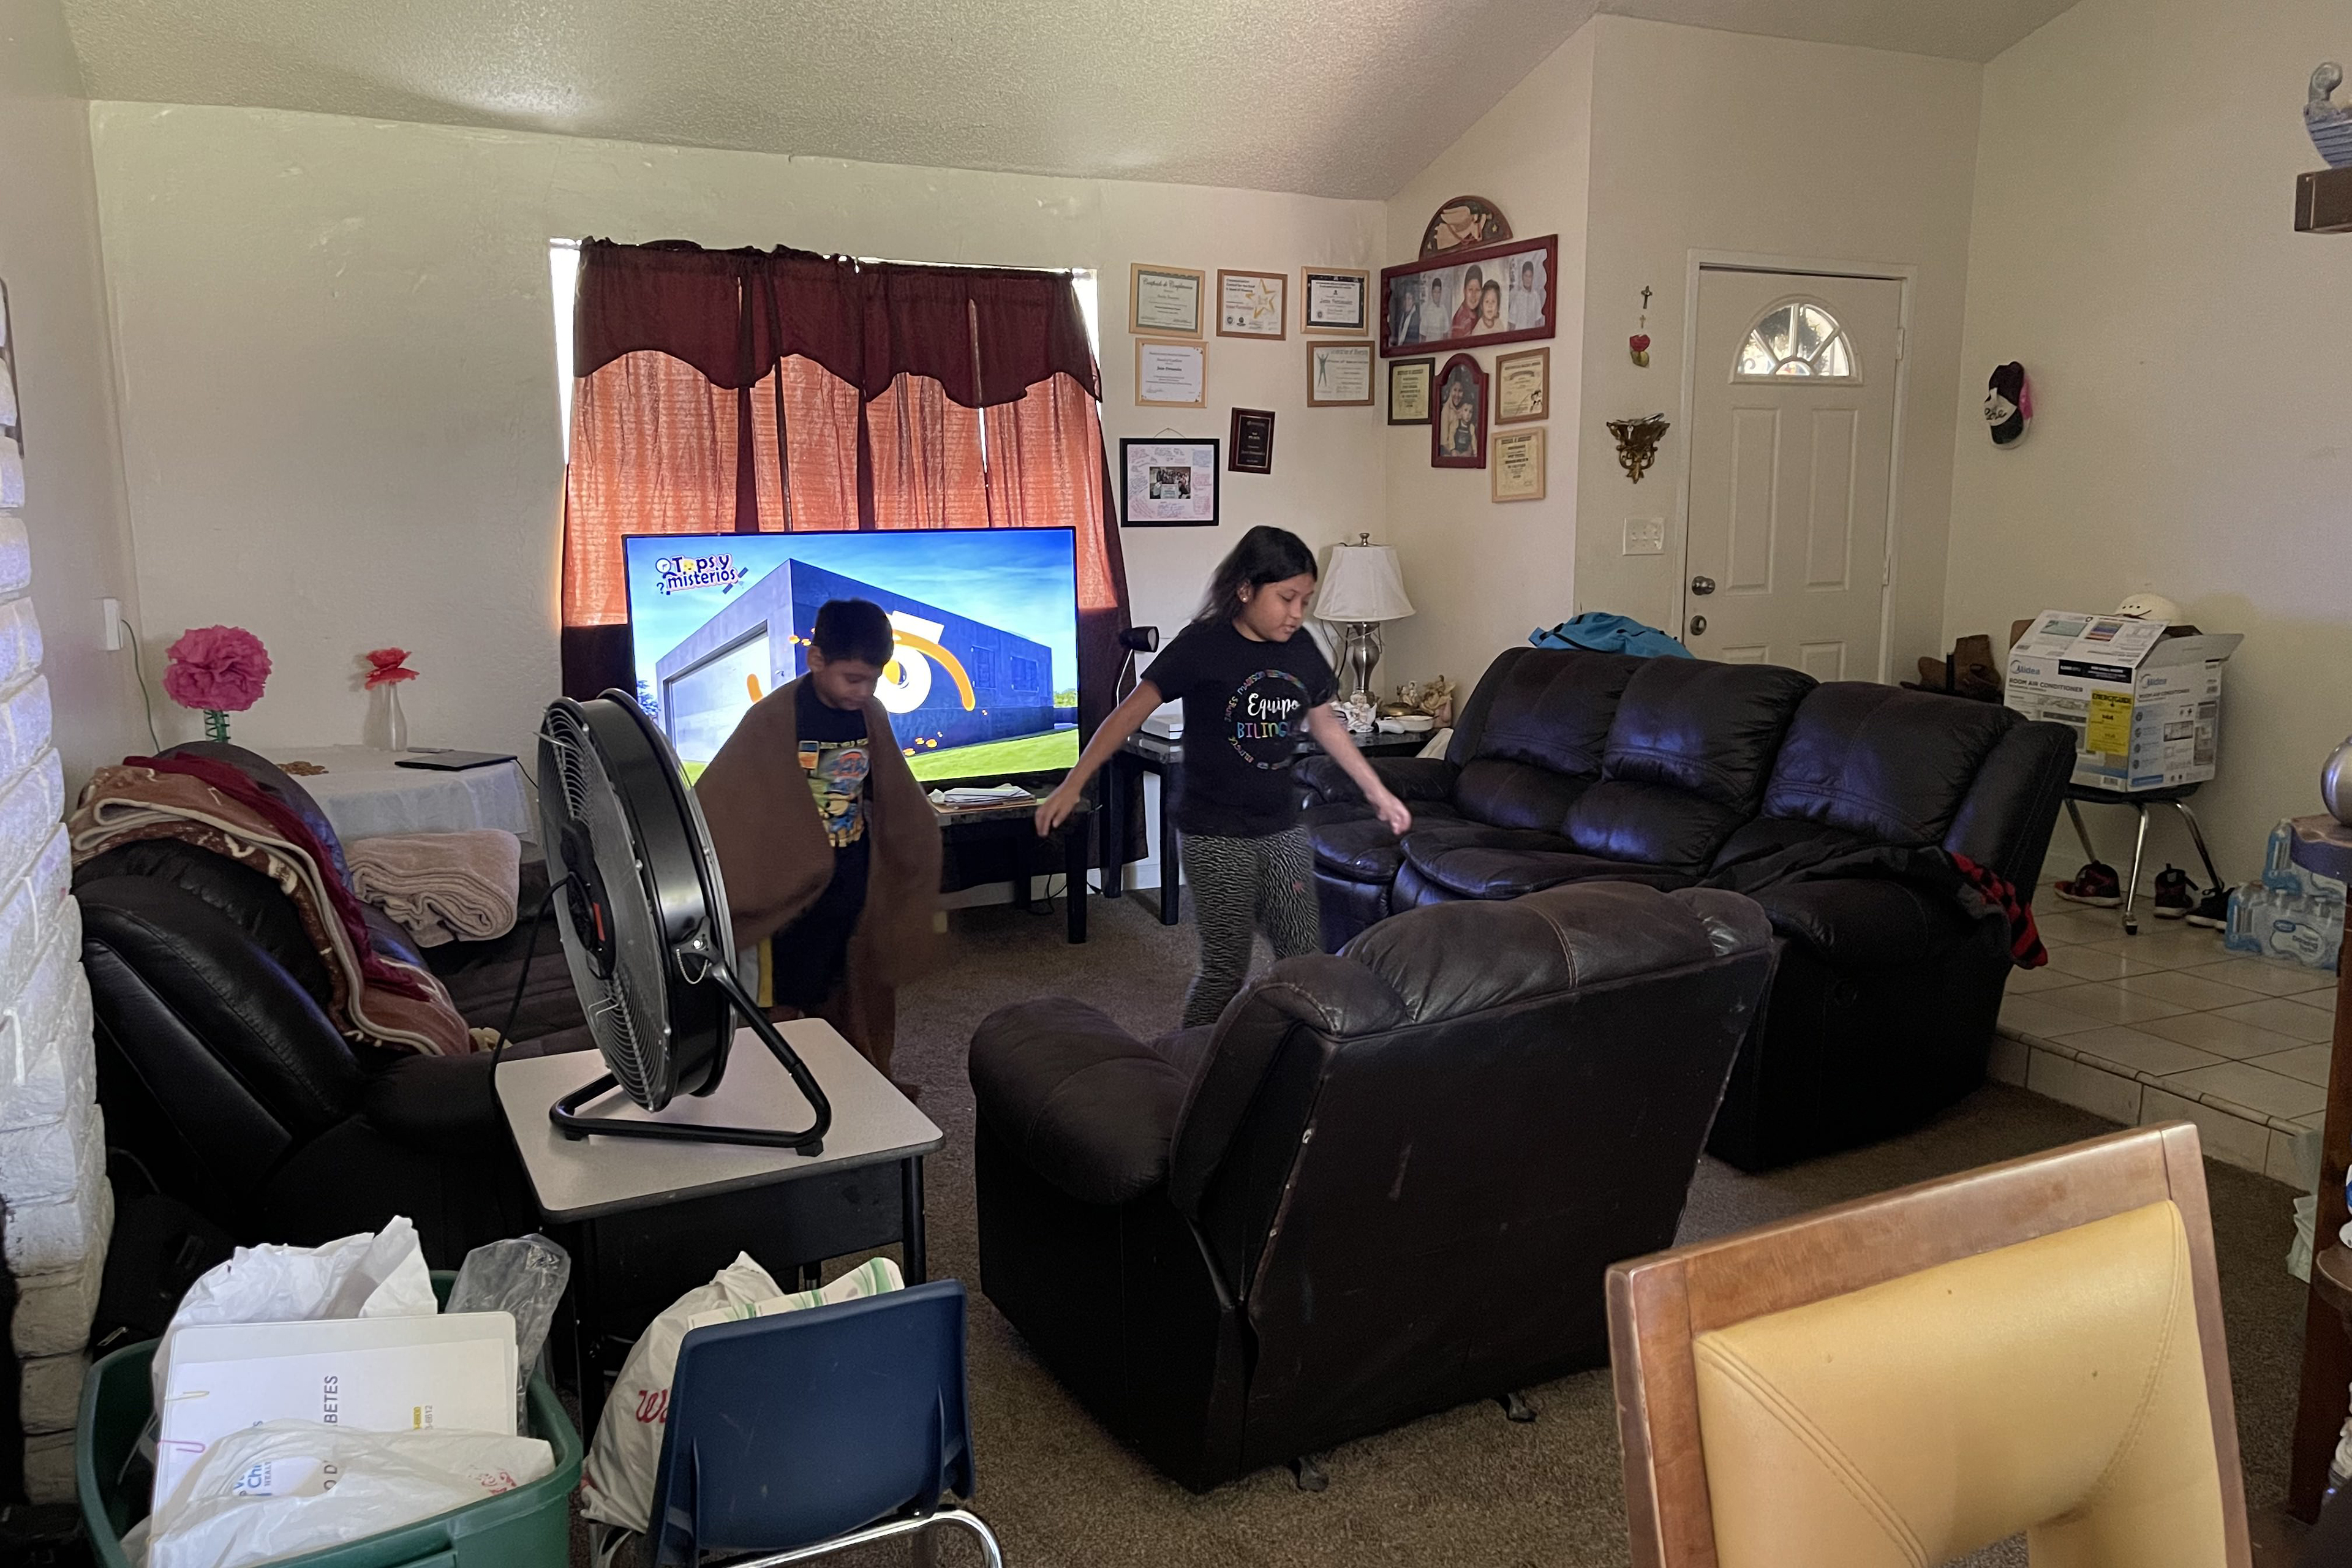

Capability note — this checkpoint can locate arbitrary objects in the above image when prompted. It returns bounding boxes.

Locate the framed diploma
[1129,263,1205,336]
[1215,270,1286,339]
[1229,407,1276,473]
[1120,438,1220,527]
[1306,341,1375,407]
[1387,357,1434,425]
[1491,426,1545,502]
[1494,347,1549,424]
[1301,268,1371,334]
[1134,337,1207,407]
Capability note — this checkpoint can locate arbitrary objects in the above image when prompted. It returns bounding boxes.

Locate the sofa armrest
[1295,753,1457,807]
[361,1050,508,1150]
[969,998,1190,1205]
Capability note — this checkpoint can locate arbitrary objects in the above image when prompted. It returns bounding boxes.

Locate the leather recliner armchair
[73,745,578,1265]
[1300,649,2074,1170]
[968,880,1776,1490]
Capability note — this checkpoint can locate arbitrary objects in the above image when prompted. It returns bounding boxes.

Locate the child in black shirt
[1038,527,1410,1025]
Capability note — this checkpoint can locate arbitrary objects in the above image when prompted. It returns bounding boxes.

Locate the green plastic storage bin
[74,1274,582,1568]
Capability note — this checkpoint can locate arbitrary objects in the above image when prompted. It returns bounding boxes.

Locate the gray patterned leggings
[1180,827,1321,1027]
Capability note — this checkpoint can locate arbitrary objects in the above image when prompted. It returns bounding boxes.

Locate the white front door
[1681,268,1904,680]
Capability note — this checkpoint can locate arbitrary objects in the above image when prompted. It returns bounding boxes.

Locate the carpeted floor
[605,892,2313,1567]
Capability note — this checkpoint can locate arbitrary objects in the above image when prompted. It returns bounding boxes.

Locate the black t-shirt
[769,682,873,1008]
[1143,619,1337,838]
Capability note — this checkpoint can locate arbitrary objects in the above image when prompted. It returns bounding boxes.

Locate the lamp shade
[1316,543,1415,622]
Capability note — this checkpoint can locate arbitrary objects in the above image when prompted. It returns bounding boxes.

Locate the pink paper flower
[163,626,271,713]
[364,647,418,690]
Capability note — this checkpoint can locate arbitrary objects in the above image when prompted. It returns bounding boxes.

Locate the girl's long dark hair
[1194,526,1317,624]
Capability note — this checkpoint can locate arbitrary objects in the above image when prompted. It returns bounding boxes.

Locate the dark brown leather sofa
[967,880,1775,1490]
[1300,648,2074,1169]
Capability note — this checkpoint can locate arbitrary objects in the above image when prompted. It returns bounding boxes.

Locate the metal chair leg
[2065,796,2098,869]
[2173,799,2225,893]
[2122,803,2152,936]
[712,1506,1005,1568]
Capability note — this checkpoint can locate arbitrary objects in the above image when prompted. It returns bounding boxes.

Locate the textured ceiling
[58,0,2077,199]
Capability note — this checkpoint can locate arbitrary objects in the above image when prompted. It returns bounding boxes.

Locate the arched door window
[1734,300,1856,380]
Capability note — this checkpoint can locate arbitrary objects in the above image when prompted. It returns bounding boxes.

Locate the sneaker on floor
[2054,861,2123,908]
[2185,884,2230,929]
[2152,864,2195,919]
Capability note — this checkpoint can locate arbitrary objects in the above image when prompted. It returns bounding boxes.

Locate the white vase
[365,684,410,752]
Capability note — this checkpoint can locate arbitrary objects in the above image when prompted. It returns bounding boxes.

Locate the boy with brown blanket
[693,599,941,1088]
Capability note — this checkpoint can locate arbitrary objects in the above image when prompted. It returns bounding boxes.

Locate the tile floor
[1995,901,2340,1189]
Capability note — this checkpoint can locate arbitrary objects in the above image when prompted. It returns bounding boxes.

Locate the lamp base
[1338,622,1384,726]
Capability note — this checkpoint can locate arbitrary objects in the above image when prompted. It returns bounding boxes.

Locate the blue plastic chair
[646,1280,1002,1566]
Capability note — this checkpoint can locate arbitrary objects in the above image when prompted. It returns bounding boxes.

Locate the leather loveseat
[1300,648,2073,1170]
[73,744,580,1265]
[968,880,1775,1490]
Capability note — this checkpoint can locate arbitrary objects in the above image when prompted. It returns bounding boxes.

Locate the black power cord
[489,874,568,1098]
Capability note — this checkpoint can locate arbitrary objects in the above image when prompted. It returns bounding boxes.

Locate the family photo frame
[1380,233,1558,357]
[1430,353,1488,469]
[1120,437,1221,527]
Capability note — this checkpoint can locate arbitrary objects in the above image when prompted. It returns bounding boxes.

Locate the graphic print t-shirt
[1144,619,1337,839]
[767,681,873,1009]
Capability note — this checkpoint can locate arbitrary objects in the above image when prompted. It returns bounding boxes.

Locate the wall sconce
[1605,414,1670,483]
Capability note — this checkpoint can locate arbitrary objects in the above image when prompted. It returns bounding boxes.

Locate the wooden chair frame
[1606,1123,2251,1568]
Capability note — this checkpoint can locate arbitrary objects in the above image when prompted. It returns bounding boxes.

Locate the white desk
[266,745,531,843]
[492,1020,943,1430]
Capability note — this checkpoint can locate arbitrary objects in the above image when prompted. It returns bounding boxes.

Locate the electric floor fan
[535,690,830,1154]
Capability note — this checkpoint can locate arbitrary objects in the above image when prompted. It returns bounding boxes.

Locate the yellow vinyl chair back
[1607,1125,2250,1568]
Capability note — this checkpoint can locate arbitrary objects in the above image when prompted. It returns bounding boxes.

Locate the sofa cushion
[1762,684,2018,846]
[1745,877,1975,968]
[1453,758,1594,833]
[1405,843,1695,901]
[1708,815,1871,875]
[1311,809,1446,883]
[1562,781,1748,873]
[970,997,1189,1206]
[1463,647,1643,777]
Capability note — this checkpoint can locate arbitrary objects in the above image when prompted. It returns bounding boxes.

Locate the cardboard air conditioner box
[2003,611,2242,793]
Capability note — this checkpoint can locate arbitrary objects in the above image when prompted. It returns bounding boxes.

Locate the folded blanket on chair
[346,830,521,948]
[70,757,483,1055]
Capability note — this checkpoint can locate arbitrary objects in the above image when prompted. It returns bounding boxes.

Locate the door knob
[1690,575,1716,596]
[1689,614,1708,638]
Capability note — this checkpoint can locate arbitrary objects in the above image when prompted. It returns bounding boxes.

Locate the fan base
[551,1072,826,1156]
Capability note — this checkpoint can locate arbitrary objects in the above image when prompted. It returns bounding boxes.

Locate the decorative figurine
[2309,63,2352,169]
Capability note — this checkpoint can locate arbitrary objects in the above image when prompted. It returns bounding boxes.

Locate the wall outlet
[100,598,123,651]
[1623,518,1665,556]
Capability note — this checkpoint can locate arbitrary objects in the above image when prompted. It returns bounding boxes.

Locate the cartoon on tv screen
[623,529,1082,783]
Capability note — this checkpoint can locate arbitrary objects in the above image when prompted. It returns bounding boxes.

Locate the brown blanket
[694,679,941,1076]
[71,764,483,1056]
[347,829,522,947]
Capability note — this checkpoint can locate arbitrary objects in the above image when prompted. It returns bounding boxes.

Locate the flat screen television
[622,528,1081,785]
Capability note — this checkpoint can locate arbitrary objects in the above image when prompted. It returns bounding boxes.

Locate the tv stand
[933,794,1091,943]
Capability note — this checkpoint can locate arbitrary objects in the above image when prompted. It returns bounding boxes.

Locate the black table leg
[1101,755,1128,903]
[1065,818,1088,943]
[1158,768,1181,926]
[900,1156,928,1283]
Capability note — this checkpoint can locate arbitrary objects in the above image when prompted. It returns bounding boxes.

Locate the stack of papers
[929,783,1034,807]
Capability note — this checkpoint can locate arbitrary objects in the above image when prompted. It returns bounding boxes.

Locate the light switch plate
[1623,518,1665,556]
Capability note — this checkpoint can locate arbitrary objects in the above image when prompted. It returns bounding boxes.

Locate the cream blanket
[346,829,522,948]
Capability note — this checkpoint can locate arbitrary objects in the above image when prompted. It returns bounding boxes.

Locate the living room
[7,0,2352,1562]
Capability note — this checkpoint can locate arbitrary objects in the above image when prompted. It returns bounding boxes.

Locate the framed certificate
[1306,341,1375,407]
[1492,426,1545,501]
[1120,438,1219,527]
[1134,337,1207,407]
[1229,407,1276,473]
[1215,270,1286,339]
[1129,264,1205,336]
[1301,268,1371,334]
[1388,357,1434,425]
[1494,347,1549,424]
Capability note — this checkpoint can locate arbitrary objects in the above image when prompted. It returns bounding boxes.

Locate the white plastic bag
[153,1218,435,1406]
[130,1419,553,1568]
[579,1252,780,1534]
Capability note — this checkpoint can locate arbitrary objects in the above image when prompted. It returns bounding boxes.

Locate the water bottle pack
[2224,820,2346,971]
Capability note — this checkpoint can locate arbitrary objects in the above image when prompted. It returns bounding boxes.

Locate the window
[1735,301,1855,380]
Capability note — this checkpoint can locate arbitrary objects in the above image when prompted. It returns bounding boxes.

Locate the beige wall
[1,0,143,786]
[85,103,1386,763]
[1379,27,1594,693]
[1574,17,1981,678]
[1943,0,2352,878]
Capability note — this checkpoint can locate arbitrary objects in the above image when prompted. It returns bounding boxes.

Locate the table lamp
[1314,534,1415,713]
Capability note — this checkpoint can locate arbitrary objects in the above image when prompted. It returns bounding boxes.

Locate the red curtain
[560,240,1129,748]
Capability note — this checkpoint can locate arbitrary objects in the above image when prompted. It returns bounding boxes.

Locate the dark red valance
[573,239,1099,407]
